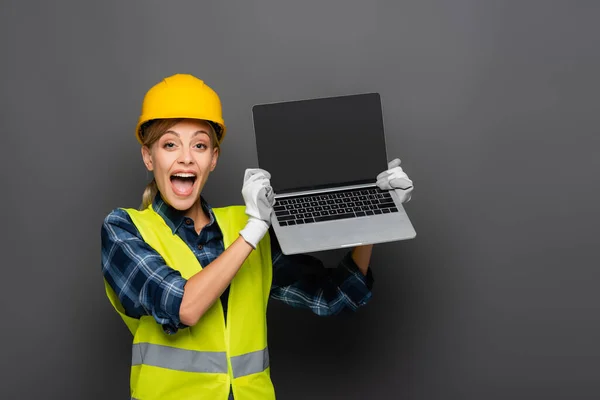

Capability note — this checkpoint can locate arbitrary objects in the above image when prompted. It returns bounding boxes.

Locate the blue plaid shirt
[101,193,374,334]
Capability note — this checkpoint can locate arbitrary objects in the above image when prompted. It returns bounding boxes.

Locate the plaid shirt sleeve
[101,208,187,333]
[269,229,374,315]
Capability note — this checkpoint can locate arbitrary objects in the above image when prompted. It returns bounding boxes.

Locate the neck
[185,199,209,231]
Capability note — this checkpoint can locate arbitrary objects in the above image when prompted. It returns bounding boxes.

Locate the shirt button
[197,244,203,250]
[185,219,192,225]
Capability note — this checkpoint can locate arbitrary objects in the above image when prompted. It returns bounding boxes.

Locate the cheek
[195,153,214,168]
[153,153,176,173]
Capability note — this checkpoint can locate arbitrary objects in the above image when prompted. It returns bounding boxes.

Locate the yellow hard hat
[135,74,227,144]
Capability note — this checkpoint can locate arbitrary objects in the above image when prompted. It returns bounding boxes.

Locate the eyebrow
[164,130,210,138]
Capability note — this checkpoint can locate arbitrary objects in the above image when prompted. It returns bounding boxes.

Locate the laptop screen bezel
[251,92,389,194]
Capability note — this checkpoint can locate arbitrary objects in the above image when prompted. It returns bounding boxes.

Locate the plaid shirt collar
[152,192,217,234]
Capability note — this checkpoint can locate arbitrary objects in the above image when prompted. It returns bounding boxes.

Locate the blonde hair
[139,118,221,210]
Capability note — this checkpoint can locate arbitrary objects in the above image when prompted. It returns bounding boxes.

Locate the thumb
[387,158,401,169]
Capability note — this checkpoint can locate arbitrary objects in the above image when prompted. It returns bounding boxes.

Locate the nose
[177,147,194,165]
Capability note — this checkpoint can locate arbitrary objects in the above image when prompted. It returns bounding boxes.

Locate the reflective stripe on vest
[132,342,228,373]
[231,347,270,378]
[131,342,270,378]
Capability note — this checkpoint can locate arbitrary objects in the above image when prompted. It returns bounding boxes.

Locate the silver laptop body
[251,93,416,255]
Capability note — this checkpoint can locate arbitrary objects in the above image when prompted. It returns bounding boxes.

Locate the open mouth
[170,172,197,197]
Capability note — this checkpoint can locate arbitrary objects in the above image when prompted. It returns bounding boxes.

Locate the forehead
[165,119,212,135]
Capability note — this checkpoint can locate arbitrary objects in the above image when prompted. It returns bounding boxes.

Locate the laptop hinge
[274,182,377,198]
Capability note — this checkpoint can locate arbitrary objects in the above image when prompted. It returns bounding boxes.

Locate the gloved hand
[376,158,414,203]
[239,168,276,248]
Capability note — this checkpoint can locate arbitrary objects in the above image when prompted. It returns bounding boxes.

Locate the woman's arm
[179,236,253,326]
[269,230,374,316]
[101,209,255,331]
[351,244,374,275]
[101,209,189,333]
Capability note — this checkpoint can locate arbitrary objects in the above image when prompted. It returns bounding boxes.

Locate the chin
[164,192,201,211]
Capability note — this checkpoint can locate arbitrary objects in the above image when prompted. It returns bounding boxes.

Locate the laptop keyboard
[274,187,399,226]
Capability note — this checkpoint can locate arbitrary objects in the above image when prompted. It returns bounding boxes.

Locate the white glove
[376,158,414,203]
[239,168,276,248]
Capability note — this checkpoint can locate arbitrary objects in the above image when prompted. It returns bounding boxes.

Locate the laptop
[251,93,416,255]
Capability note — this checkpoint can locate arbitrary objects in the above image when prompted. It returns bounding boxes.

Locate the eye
[195,143,208,149]
[163,142,175,149]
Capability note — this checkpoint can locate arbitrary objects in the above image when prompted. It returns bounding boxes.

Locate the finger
[244,168,271,182]
[257,182,275,200]
[389,177,413,190]
[259,169,271,179]
[389,178,412,190]
[248,172,271,182]
[388,167,408,179]
[377,166,405,183]
[376,177,393,190]
[377,160,402,180]
[387,158,401,169]
[247,174,268,185]
[376,170,392,181]
[245,172,271,186]
[394,188,412,203]
[256,187,274,218]
[256,187,268,206]
[264,185,273,199]
[243,169,257,183]
[265,187,276,206]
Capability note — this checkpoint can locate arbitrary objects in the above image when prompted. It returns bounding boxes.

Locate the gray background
[1,0,598,399]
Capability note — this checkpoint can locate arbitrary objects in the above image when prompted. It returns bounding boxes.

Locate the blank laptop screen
[252,93,389,194]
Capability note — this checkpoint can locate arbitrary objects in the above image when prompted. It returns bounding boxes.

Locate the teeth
[172,173,196,178]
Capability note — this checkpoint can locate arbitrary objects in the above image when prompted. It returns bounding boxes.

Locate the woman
[101,74,414,399]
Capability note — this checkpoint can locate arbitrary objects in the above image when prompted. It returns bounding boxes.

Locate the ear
[210,147,219,172]
[141,146,153,171]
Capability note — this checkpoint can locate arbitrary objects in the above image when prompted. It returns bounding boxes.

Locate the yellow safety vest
[104,204,275,400]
